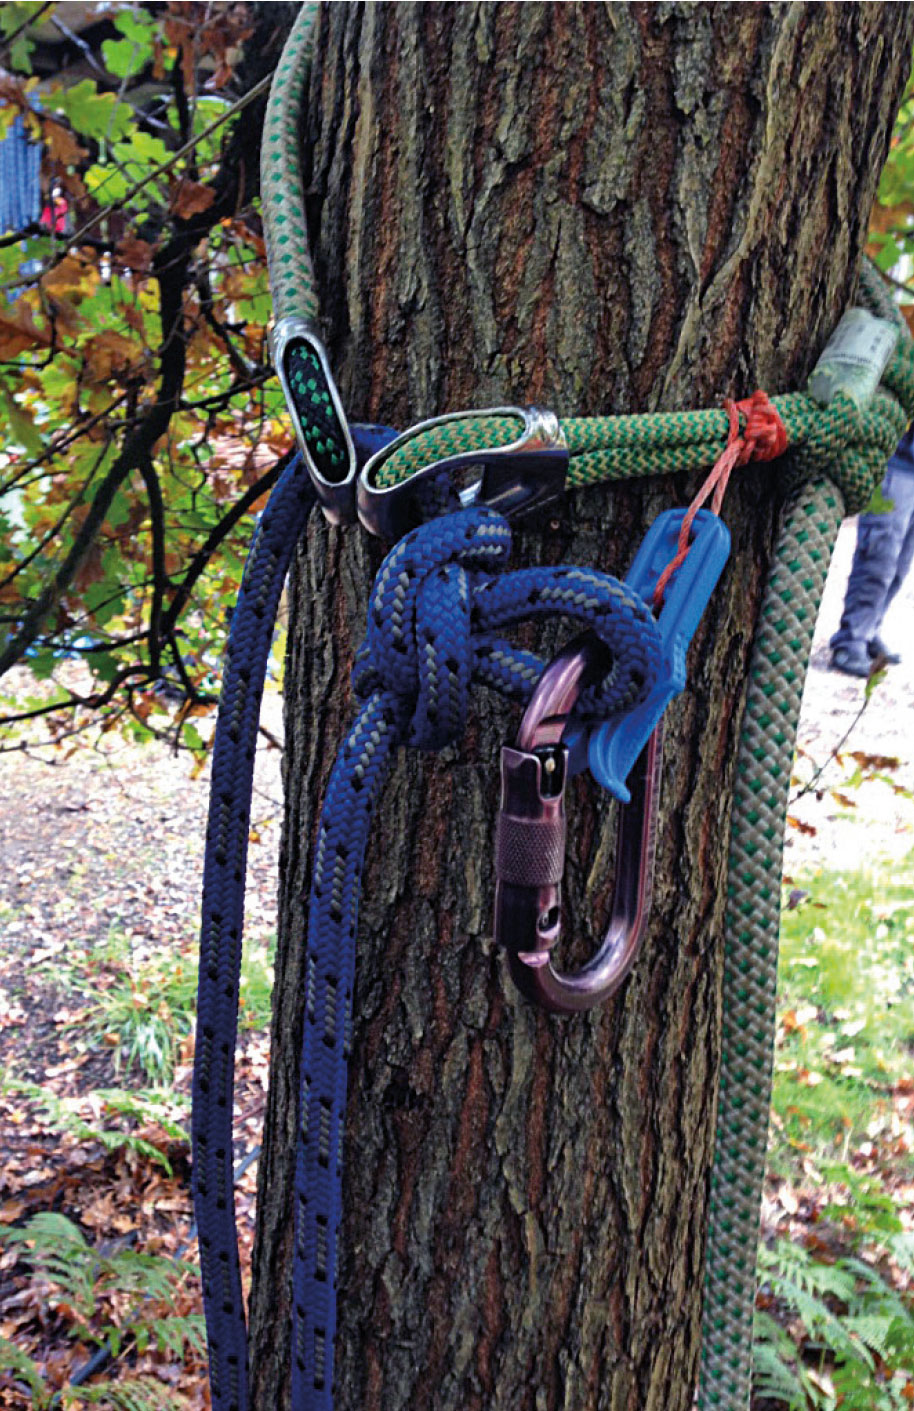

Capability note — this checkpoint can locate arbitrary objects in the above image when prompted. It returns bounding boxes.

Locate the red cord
[651,390,788,609]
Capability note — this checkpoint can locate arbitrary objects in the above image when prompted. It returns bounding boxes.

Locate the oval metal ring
[357,405,568,541]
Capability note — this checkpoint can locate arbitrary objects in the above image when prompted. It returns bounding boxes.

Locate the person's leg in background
[869,464,914,659]
[830,450,914,676]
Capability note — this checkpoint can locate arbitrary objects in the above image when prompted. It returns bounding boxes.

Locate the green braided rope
[261,7,914,1406]
[262,2,320,325]
[286,342,349,480]
[697,301,913,1408]
[367,391,897,514]
[697,473,844,1406]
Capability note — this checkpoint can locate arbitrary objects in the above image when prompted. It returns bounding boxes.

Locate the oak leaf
[42,118,87,166]
[41,253,98,300]
[0,309,50,359]
[115,236,154,275]
[83,330,143,383]
[172,178,216,219]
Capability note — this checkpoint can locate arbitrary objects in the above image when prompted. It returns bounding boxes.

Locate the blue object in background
[0,115,41,235]
[830,428,914,666]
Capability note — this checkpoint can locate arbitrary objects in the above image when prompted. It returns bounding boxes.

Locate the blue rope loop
[291,504,664,1408]
[352,505,665,747]
[193,452,317,1411]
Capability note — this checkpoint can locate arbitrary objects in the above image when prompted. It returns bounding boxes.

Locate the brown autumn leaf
[847,750,902,771]
[828,790,858,809]
[73,541,104,593]
[45,295,84,338]
[42,118,87,167]
[869,200,914,235]
[83,330,143,383]
[164,13,197,95]
[41,253,98,301]
[123,304,146,334]
[115,236,154,276]
[0,75,30,113]
[0,308,51,359]
[171,178,216,219]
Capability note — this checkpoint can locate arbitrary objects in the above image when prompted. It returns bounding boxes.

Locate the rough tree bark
[249,5,914,1408]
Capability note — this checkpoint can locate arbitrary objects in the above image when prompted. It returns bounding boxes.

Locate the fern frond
[0,1335,50,1410]
[62,1375,185,1409]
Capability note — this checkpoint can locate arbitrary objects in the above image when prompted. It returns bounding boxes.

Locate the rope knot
[352,505,667,753]
[728,390,788,465]
[352,507,513,750]
[653,388,787,607]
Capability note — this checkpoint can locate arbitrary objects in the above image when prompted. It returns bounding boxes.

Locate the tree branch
[137,455,167,678]
[161,449,293,637]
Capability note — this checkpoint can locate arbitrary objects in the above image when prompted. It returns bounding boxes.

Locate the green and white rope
[368,392,899,514]
[262,2,320,325]
[260,7,914,1407]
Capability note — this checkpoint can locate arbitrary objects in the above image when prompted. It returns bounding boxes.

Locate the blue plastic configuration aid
[566,508,731,800]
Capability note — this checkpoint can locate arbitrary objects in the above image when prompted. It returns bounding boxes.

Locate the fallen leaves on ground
[0,698,283,1407]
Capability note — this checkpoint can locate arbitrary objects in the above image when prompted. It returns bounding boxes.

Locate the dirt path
[791,518,914,871]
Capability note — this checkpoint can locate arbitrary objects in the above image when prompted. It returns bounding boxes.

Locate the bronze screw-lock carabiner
[494,633,663,1015]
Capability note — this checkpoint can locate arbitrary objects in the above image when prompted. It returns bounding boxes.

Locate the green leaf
[0,3,43,73]
[114,9,157,45]
[90,652,120,684]
[53,80,134,143]
[183,722,204,752]
[101,35,152,81]
[106,490,131,530]
[9,31,33,73]
[28,649,57,680]
[0,380,44,457]
[84,581,124,626]
[862,483,896,516]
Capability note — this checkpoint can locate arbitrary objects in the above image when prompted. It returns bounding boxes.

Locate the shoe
[868,637,901,665]
[829,646,871,678]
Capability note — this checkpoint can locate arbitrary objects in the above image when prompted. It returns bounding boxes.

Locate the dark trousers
[831,458,914,654]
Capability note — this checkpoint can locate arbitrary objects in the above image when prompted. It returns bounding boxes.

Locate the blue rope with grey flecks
[193,485,666,1410]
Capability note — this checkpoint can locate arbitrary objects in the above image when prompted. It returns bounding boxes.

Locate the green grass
[774,862,914,1167]
[754,857,914,1408]
[62,927,275,1084]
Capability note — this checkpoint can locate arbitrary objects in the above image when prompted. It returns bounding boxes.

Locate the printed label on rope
[807,307,898,409]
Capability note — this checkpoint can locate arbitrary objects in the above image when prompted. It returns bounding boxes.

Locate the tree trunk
[249,4,914,1408]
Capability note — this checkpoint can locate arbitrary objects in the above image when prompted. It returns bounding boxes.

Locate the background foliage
[0,0,295,761]
[1,6,913,1410]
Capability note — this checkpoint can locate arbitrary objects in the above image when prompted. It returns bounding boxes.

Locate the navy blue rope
[193,482,664,1409]
[193,451,317,1411]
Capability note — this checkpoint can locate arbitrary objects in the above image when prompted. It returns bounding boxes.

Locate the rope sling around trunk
[191,5,914,1407]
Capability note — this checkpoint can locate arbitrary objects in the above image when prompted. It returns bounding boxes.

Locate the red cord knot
[734,389,788,464]
[652,390,787,608]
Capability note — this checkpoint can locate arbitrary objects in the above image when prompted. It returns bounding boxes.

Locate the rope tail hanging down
[190,6,914,1410]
